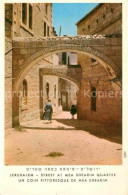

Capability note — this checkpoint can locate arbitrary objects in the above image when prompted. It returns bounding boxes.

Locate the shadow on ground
[21,119,122,144]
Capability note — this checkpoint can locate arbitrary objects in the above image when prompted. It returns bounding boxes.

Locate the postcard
[0,1,128,194]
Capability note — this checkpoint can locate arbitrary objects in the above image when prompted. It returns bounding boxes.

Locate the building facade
[5,3,54,38]
[76,3,122,125]
[76,3,122,35]
[5,3,122,128]
[5,3,60,127]
[58,52,78,65]
[58,52,80,111]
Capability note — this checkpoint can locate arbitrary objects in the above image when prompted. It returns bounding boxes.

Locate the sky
[53,3,98,36]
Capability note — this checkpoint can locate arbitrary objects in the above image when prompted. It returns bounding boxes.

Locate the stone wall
[77,54,122,126]
[42,75,59,115]
[77,3,122,35]
[11,35,122,126]
[5,4,13,38]
[58,52,78,65]
[5,3,56,127]
[76,3,122,126]
[12,3,53,37]
[18,61,81,123]
[5,38,12,128]
[19,57,60,123]
[12,35,122,84]
[19,65,40,123]
[60,79,77,111]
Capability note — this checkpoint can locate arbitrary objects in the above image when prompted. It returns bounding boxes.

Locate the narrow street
[5,112,122,165]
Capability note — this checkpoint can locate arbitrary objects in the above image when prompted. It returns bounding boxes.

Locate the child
[70,105,77,119]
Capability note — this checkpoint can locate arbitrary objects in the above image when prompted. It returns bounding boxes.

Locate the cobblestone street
[5,112,122,165]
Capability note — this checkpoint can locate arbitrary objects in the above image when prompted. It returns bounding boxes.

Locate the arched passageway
[38,73,80,121]
[18,69,80,126]
[13,35,121,91]
[12,35,122,127]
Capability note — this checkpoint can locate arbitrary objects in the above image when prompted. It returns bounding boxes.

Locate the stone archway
[12,35,122,91]
[39,65,81,89]
[12,35,122,126]
[39,69,80,119]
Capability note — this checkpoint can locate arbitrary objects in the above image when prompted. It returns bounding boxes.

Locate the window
[23,79,27,105]
[29,4,32,29]
[54,85,56,98]
[45,4,48,14]
[91,87,96,111]
[44,22,46,36]
[91,58,96,63]
[88,25,90,29]
[110,8,114,13]
[22,3,27,25]
[103,14,106,18]
[46,82,49,98]
[62,52,67,64]
[47,26,49,36]
[22,3,33,30]
[96,19,99,24]
[68,56,70,65]
[91,58,97,66]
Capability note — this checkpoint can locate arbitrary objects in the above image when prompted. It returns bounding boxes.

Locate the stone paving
[5,112,122,165]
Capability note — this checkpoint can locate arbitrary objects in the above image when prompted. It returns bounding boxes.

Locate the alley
[5,112,122,165]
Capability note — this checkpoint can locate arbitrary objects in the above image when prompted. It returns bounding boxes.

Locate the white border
[0,1,128,194]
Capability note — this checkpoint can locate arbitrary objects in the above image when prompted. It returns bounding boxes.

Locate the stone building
[76,3,122,35]
[5,3,122,128]
[76,3,122,125]
[59,79,78,111]
[5,3,53,38]
[58,52,78,66]
[5,3,60,127]
[58,52,80,110]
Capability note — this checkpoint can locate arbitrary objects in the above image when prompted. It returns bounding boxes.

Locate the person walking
[44,100,53,123]
[70,105,77,119]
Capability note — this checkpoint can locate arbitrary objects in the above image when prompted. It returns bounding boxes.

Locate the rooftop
[76,3,103,26]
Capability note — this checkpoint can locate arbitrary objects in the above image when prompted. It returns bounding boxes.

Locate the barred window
[46,82,49,98]
[47,26,49,36]
[44,22,46,37]
[29,4,33,29]
[91,87,96,111]
[22,3,27,25]
[54,85,56,98]
[45,4,48,14]
[62,52,67,64]
[23,79,27,105]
